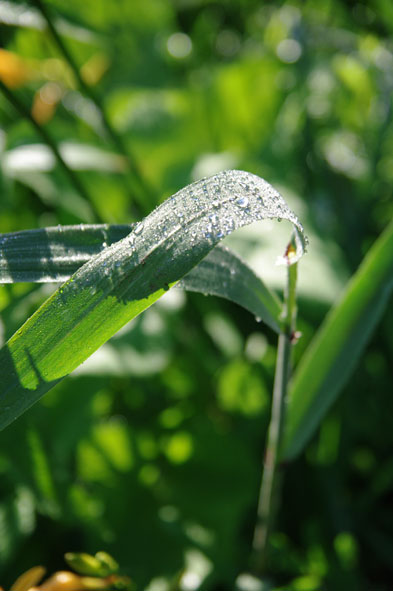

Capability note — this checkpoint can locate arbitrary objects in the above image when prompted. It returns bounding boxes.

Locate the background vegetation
[0,0,392,589]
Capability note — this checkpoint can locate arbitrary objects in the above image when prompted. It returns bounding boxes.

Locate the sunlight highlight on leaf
[0,170,306,430]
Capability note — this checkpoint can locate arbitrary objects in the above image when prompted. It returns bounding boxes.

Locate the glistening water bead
[236,196,249,208]
[134,222,144,235]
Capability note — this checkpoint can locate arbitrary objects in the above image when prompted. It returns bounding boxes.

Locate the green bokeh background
[0,1,392,589]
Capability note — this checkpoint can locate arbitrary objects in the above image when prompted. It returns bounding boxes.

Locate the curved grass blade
[179,245,281,332]
[281,218,393,461]
[0,225,282,332]
[0,170,306,430]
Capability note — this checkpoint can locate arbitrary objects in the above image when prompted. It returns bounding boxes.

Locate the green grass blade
[180,245,282,332]
[0,170,305,430]
[0,225,282,333]
[281,218,393,461]
[0,224,132,283]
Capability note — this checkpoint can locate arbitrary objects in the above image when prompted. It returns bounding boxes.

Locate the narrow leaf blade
[0,170,305,430]
[281,219,393,460]
[179,245,282,333]
[0,224,132,283]
[0,225,282,332]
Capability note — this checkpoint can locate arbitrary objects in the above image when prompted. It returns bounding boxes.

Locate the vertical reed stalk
[252,242,298,574]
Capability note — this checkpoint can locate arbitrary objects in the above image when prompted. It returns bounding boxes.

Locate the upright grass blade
[0,225,281,331]
[281,218,393,460]
[0,170,306,430]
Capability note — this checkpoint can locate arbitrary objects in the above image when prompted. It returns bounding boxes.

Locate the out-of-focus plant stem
[252,243,298,574]
[31,0,154,216]
[0,78,98,220]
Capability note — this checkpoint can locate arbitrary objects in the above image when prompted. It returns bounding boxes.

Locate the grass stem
[252,244,298,574]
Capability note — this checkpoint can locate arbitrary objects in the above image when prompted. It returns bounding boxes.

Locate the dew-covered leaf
[0,170,305,430]
[0,224,281,332]
[178,245,281,333]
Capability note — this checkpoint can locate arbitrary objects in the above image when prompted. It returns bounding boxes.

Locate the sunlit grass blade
[281,218,393,461]
[0,224,282,332]
[0,170,306,430]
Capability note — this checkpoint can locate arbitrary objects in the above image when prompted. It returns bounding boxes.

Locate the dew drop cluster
[54,170,306,302]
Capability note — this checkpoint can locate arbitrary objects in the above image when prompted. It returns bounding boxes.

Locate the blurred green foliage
[0,0,392,590]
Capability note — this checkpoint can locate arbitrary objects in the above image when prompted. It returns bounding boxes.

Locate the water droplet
[209,214,218,225]
[134,222,144,235]
[236,196,249,208]
[102,241,108,248]
[205,224,213,239]
[277,217,282,223]
[255,316,262,323]
[212,199,220,208]
[225,217,235,231]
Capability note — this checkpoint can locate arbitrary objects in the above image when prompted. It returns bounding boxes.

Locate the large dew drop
[236,196,249,208]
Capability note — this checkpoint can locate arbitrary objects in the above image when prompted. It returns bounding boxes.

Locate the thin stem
[31,0,153,215]
[0,79,97,219]
[252,244,298,574]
